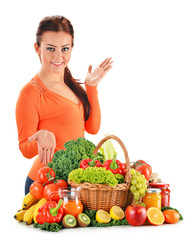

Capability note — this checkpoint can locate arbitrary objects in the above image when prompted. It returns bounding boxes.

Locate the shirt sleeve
[84,83,101,134]
[15,84,39,158]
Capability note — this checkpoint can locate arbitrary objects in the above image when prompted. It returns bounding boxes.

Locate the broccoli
[114,174,125,184]
[47,137,104,181]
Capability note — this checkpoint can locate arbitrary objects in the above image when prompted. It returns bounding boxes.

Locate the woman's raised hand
[85,57,113,86]
[28,130,56,165]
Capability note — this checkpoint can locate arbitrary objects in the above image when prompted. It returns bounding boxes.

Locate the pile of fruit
[14,137,183,231]
[14,189,182,231]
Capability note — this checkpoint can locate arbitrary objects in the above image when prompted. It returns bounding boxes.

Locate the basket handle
[93,135,131,190]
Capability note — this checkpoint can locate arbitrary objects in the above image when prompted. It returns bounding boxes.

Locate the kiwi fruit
[77,213,91,227]
[62,214,77,228]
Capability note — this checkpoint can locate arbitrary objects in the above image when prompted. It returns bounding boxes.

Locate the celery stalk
[100,134,117,163]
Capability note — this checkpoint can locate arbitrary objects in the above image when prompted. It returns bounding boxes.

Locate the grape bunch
[130,168,147,202]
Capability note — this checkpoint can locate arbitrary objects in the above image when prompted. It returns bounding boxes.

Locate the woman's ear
[34,42,40,55]
[34,42,42,63]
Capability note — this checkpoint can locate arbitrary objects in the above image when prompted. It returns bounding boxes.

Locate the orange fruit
[147,207,165,226]
[163,210,180,224]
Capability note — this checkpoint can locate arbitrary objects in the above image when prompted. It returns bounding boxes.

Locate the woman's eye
[62,47,69,52]
[47,47,55,51]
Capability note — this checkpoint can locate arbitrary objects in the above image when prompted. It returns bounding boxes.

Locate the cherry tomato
[121,163,127,176]
[37,167,56,185]
[55,179,68,188]
[43,183,59,201]
[30,181,44,199]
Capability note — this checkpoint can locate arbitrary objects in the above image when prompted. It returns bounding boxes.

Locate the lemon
[110,206,125,220]
[96,210,111,223]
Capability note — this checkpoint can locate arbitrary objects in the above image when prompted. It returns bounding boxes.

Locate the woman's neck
[38,67,64,84]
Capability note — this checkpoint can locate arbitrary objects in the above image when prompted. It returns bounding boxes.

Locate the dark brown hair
[36,15,90,121]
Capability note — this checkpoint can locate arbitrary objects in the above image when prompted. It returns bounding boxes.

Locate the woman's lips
[51,62,64,66]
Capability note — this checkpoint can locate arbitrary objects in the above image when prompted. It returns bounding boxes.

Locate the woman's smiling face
[34,31,73,74]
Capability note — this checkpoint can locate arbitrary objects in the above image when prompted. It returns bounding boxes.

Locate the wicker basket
[68,135,134,211]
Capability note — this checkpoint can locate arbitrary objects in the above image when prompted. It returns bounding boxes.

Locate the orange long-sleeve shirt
[15,74,101,181]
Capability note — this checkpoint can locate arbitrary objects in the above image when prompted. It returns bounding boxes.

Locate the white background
[1,0,195,239]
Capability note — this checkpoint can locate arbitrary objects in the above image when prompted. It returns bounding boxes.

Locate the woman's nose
[53,49,63,60]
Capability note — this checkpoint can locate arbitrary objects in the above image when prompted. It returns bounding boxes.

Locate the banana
[22,193,39,210]
[14,210,27,222]
[33,198,47,223]
[23,203,37,225]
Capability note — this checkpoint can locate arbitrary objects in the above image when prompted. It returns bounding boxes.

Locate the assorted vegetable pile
[14,136,183,232]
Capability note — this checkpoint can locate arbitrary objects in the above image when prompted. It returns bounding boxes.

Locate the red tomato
[131,160,146,168]
[30,181,44,199]
[135,160,146,165]
[37,167,56,185]
[55,179,68,188]
[135,164,152,181]
[125,205,147,226]
[43,183,59,201]
[132,160,152,181]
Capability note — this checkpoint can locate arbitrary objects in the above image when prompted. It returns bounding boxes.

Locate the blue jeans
[25,176,34,195]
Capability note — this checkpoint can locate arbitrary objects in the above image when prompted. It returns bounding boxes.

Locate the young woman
[15,15,113,194]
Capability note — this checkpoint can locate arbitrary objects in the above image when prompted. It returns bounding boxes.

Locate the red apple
[125,204,147,226]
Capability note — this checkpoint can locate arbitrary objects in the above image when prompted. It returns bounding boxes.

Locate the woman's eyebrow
[46,44,70,47]
[62,44,70,47]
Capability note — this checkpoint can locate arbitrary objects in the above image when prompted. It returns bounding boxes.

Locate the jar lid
[146,188,161,193]
[149,182,169,188]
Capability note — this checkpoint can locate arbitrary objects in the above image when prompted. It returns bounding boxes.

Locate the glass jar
[59,187,83,218]
[149,182,170,207]
[143,188,162,210]
[50,187,83,218]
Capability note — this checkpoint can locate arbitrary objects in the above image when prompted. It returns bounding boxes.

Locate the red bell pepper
[36,199,64,224]
[80,156,103,169]
[103,154,126,176]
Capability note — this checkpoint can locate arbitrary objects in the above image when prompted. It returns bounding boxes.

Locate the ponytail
[64,67,90,121]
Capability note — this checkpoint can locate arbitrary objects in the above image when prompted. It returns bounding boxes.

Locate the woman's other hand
[85,57,113,86]
[28,130,56,165]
